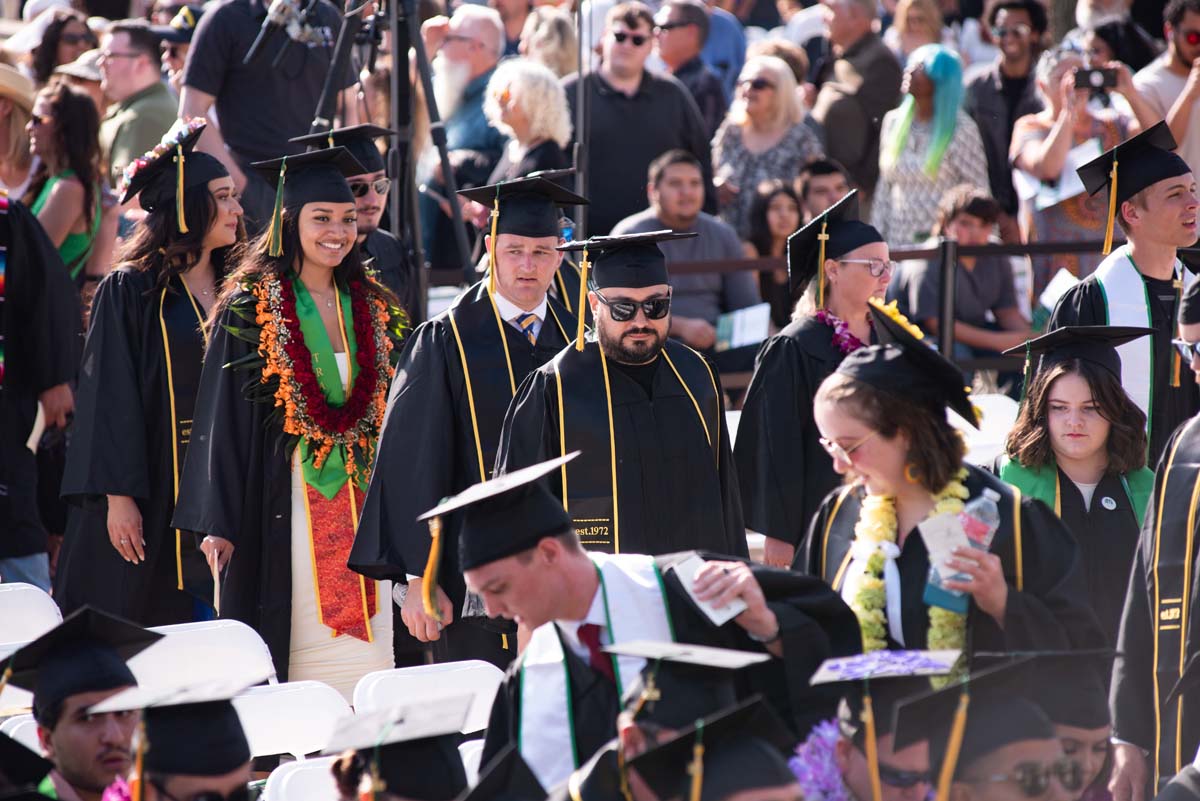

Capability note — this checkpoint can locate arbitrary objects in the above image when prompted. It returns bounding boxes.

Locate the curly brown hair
[817,371,967,494]
[1005,358,1147,475]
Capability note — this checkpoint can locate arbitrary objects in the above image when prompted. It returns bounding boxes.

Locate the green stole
[997,456,1153,525]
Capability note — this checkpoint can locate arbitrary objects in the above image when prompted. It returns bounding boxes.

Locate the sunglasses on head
[739,77,775,91]
[593,289,671,321]
[990,22,1031,38]
[1173,337,1200,361]
[612,30,649,46]
[349,177,391,197]
[966,758,1083,798]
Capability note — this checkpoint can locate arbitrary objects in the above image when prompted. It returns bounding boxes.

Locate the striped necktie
[516,312,538,345]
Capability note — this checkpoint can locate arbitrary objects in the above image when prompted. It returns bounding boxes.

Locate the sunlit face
[589,283,672,365]
[487,233,562,309]
[161,40,189,79]
[297,201,358,270]
[1045,372,1110,466]
[27,96,56,161]
[348,169,389,238]
[901,61,933,100]
[956,739,1071,801]
[39,688,140,797]
[464,542,565,628]
[1124,175,1200,248]
[826,241,892,310]
[736,64,778,118]
[991,8,1035,64]
[1170,10,1200,68]
[201,176,243,251]
[802,172,850,219]
[99,31,148,102]
[56,18,95,68]
[652,162,704,223]
[838,733,932,801]
[1054,723,1111,796]
[813,391,910,496]
[1081,31,1112,67]
[602,19,653,79]
[944,212,991,247]
[766,192,801,240]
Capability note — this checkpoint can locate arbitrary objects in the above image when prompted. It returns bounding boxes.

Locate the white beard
[432,54,473,120]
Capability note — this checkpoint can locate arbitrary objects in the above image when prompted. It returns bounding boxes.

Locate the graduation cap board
[455,745,545,801]
[416,453,578,623]
[1075,120,1193,255]
[118,118,228,232]
[625,697,798,801]
[0,731,51,789]
[1001,326,1154,387]
[0,607,162,724]
[323,695,473,801]
[809,651,960,801]
[250,147,367,257]
[837,299,978,428]
[969,650,1113,732]
[556,230,697,350]
[786,189,884,303]
[289,123,395,175]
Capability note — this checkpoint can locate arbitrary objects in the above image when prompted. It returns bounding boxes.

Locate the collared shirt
[98,80,178,188]
[554,584,608,663]
[492,290,547,342]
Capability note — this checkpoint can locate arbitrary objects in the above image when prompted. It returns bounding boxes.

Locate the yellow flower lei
[850,468,971,653]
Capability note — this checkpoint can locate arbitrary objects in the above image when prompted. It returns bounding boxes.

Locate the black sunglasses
[152,780,252,801]
[349,177,391,197]
[877,763,933,789]
[739,77,775,91]
[594,290,671,322]
[990,23,1031,38]
[612,30,649,46]
[1173,337,1200,361]
[966,758,1083,798]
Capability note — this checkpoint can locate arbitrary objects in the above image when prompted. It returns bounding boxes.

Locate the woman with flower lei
[794,299,1104,661]
[173,147,406,698]
[737,190,893,568]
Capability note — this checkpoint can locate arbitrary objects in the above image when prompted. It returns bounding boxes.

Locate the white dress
[288,352,394,701]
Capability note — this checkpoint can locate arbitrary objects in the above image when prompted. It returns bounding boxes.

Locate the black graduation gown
[348,282,577,654]
[795,466,1105,654]
[493,340,746,558]
[1048,274,1199,466]
[362,229,424,326]
[56,268,207,624]
[479,552,862,772]
[0,200,80,559]
[1111,417,1200,789]
[1158,766,1200,801]
[734,316,845,547]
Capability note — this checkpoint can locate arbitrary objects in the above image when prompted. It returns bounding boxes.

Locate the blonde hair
[729,55,801,132]
[484,57,572,149]
[521,6,578,78]
[893,0,943,38]
[0,100,31,173]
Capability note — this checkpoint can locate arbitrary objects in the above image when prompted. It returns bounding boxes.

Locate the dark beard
[598,324,664,364]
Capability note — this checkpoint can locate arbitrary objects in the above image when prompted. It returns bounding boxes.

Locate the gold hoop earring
[904,463,920,484]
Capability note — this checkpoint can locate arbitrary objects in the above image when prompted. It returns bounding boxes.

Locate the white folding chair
[459,740,485,785]
[0,583,61,642]
[0,714,40,752]
[232,681,351,760]
[951,393,1020,468]
[0,640,31,714]
[128,620,278,693]
[262,756,338,801]
[352,661,504,734]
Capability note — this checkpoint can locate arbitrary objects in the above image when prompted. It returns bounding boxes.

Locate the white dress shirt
[555,585,607,662]
[492,290,547,342]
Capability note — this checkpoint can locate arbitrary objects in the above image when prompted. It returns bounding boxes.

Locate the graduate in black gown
[795,300,1104,657]
[735,190,891,568]
[494,230,745,558]
[348,176,583,668]
[290,124,425,325]
[995,327,1155,649]
[55,121,243,624]
[416,455,860,790]
[0,194,79,581]
[1047,121,1200,466]
[172,148,405,684]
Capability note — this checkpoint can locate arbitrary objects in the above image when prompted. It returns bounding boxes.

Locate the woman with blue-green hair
[870,43,989,245]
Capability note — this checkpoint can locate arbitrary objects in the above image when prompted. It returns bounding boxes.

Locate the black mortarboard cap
[978,651,1112,731]
[628,697,797,801]
[118,119,228,230]
[416,454,577,621]
[1076,121,1192,255]
[557,230,695,290]
[456,746,546,801]
[836,299,977,428]
[786,189,884,298]
[0,732,51,788]
[1001,326,1154,382]
[459,175,588,240]
[1183,277,1200,325]
[289,124,395,175]
[251,147,365,257]
[151,4,203,43]
[3,607,161,724]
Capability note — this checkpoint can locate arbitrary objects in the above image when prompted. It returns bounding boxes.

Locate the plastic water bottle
[961,489,1002,552]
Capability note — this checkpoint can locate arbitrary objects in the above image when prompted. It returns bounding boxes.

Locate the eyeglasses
[29,114,52,127]
[349,177,392,197]
[739,77,775,91]
[60,32,97,46]
[965,759,1083,797]
[1181,29,1200,46]
[443,33,480,47]
[655,20,692,32]
[151,780,253,801]
[1172,338,1200,361]
[878,763,933,789]
[100,50,143,61]
[990,23,1032,38]
[611,30,649,46]
[818,430,877,463]
[593,290,671,321]
[838,258,897,277]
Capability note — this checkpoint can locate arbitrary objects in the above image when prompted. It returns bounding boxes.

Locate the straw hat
[0,65,34,113]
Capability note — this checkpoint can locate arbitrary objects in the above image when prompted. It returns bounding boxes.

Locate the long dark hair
[118,180,245,291]
[23,82,100,229]
[746,180,799,257]
[1005,359,1148,475]
[31,9,92,85]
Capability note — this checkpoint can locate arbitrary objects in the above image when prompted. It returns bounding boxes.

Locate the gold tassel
[488,193,500,296]
[935,691,971,801]
[863,692,883,801]
[575,247,589,351]
[1103,158,1118,256]
[0,663,12,697]
[1174,349,1183,387]
[618,745,634,801]
[131,720,147,801]
[175,144,188,234]
[327,133,335,149]
[267,158,287,258]
[817,220,829,309]
[421,516,443,622]
[688,722,705,801]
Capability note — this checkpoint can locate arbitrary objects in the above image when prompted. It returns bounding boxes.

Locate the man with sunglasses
[653,0,728,140]
[1133,0,1200,179]
[290,124,424,324]
[494,229,748,560]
